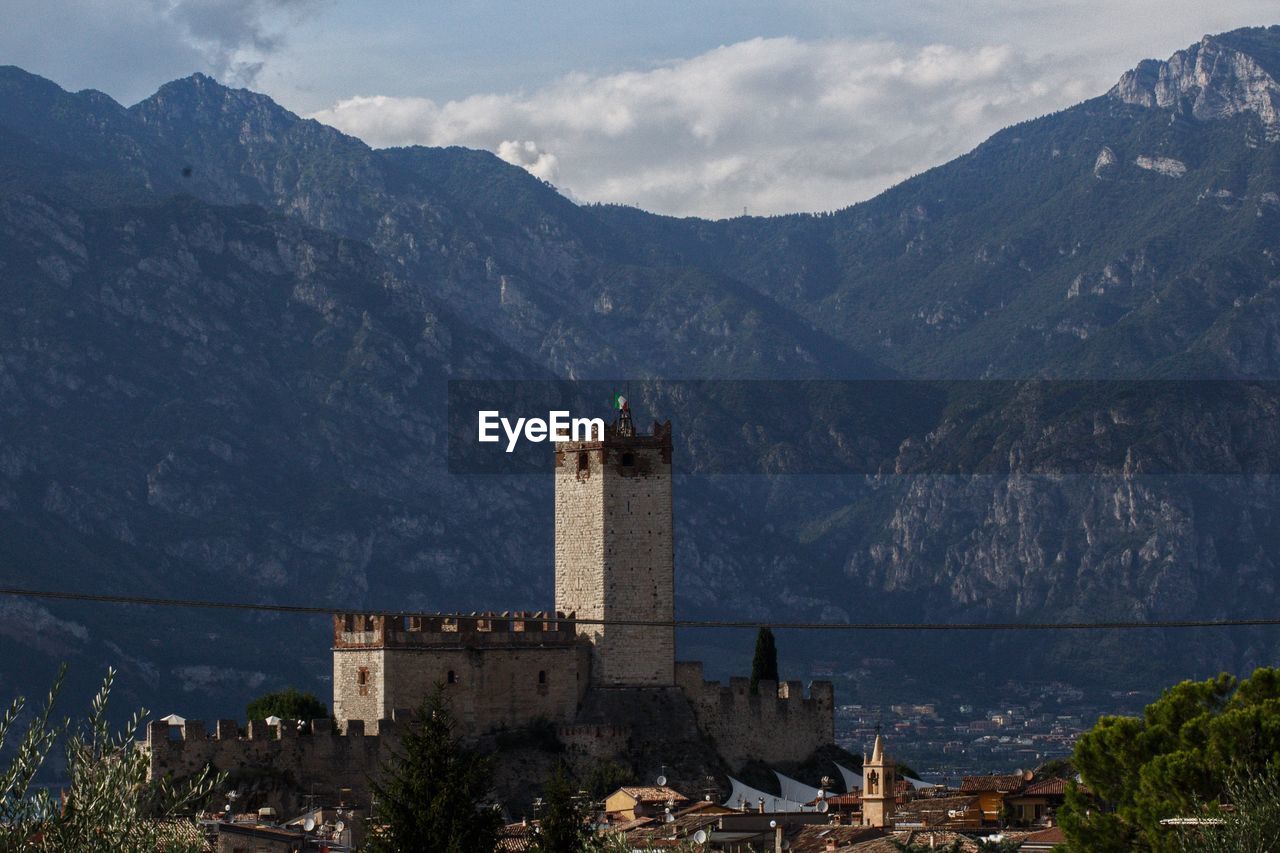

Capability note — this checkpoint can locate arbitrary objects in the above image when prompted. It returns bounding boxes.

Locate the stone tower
[554,410,675,687]
[861,733,895,828]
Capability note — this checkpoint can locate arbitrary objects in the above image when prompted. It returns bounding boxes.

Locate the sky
[1,1,1276,218]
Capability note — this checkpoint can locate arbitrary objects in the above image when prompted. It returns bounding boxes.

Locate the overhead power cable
[0,585,1275,632]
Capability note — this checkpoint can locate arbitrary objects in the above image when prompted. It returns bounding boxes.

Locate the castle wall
[554,445,605,646]
[333,645,384,728]
[145,717,391,811]
[333,612,590,735]
[674,661,834,770]
[555,422,675,687]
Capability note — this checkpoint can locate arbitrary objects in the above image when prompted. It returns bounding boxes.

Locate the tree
[0,666,221,852]
[1059,667,1280,851]
[245,687,328,722]
[1171,765,1280,852]
[367,686,502,853]
[531,763,592,853]
[749,627,779,695]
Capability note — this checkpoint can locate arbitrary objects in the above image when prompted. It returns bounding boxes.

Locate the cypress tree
[749,627,779,695]
[368,687,502,853]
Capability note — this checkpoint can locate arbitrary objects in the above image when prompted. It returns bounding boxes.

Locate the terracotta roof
[959,774,1028,793]
[617,786,691,804]
[788,825,885,852]
[1025,826,1066,842]
[1021,777,1072,796]
[217,822,304,841]
[848,831,1033,852]
[497,822,536,852]
[609,816,656,832]
[675,800,735,816]
[892,796,981,828]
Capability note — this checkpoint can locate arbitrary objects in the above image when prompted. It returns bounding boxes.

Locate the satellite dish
[769,819,778,828]
[303,817,316,832]
[693,829,708,844]
[335,820,346,833]
[656,775,667,786]
[817,800,830,814]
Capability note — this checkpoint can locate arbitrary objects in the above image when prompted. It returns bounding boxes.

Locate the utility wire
[0,585,1275,631]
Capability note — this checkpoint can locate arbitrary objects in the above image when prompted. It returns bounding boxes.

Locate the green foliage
[367,686,502,853]
[1060,667,1280,851]
[245,687,328,722]
[0,666,221,852]
[1171,765,1280,852]
[531,763,592,853]
[749,627,779,695]
[1035,757,1077,779]
[582,759,633,800]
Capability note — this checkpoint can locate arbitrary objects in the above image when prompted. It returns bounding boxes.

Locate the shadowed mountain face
[2,26,1280,717]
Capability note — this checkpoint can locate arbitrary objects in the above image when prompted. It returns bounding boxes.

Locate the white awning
[722,777,808,813]
[774,771,825,804]
[834,762,862,793]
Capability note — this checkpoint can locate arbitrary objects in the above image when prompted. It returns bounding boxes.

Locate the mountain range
[2,26,1280,716]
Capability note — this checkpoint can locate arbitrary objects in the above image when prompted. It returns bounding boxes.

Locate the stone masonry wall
[674,661,834,770]
[146,716,393,811]
[333,612,590,735]
[380,643,591,734]
[332,645,384,729]
[555,421,675,687]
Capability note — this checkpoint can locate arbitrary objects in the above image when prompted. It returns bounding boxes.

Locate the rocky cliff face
[1111,27,1280,132]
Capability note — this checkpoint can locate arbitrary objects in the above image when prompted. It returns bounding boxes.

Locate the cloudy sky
[2,1,1276,217]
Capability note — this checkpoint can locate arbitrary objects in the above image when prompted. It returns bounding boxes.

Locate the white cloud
[310,36,1095,218]
[496,140,560,183]
[155,0,329,86]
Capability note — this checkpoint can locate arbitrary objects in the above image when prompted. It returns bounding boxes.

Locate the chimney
[774,823,784,853]
[758,797,766,814]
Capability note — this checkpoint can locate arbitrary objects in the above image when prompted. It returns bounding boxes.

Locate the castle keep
[149,412,833,805]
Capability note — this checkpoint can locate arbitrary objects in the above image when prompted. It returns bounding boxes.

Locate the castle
[148,412,834,805]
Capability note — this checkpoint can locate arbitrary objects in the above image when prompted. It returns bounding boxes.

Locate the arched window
[577,450,590,472]
[621,452,635,467]
[538,670,547,685]
[447,670,457,685]
[357,667,370,697]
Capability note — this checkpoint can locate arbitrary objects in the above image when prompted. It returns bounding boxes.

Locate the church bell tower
[554,402,675,687]
[861,733,895,827]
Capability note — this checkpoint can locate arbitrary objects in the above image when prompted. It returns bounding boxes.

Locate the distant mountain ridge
[1,26,1279,714]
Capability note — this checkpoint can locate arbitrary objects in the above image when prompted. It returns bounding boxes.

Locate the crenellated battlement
[144,714,408,812]
[144,713,418,746]
[674,661,833,769]
[333,610,582,649]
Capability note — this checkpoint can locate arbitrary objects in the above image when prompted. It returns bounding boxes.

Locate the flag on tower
[611,393,628,411]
